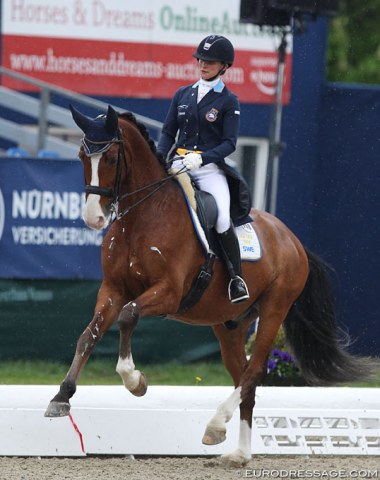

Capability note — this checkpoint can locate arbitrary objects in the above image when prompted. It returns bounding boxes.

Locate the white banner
[2,0,293,103]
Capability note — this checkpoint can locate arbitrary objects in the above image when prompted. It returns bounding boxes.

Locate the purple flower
[267,359,277,372]
[280,351,292,362]
[271,349,282,357]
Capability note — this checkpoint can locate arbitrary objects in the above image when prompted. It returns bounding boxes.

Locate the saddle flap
[194,190,217,230]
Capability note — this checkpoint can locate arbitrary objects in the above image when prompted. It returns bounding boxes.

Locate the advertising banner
[0,279,220,362]
[0,158,103,279]
[1,0,292,104]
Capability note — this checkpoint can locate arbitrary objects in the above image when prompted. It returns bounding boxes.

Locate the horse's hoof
[44,401,71,417]
[220,450,251,468]
[202,426,226,445]
[130,372,147,397]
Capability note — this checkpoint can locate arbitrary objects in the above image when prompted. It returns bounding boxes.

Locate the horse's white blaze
[116,355,141,391]
[83,154,107,230]
[207,386,242,430]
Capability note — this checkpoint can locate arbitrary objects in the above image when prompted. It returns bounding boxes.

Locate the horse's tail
[283,249,378,385]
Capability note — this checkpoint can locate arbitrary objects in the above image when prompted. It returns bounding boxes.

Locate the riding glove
[183,152,203,171]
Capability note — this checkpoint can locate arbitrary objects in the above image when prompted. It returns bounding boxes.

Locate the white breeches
[172,159,231,233]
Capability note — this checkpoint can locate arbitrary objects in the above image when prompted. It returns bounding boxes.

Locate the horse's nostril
[83,210,106,230]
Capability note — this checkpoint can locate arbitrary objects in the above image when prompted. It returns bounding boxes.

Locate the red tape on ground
[69,413,86,454]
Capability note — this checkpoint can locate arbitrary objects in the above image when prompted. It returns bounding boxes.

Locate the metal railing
[0,66,163,158]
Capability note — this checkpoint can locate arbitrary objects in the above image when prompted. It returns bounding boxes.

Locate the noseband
[84,130,186,221]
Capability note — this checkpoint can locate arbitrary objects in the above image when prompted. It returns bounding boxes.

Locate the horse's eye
[105,153,117,166]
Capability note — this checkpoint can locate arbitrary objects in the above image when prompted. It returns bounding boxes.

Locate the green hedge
[0,280,220,363]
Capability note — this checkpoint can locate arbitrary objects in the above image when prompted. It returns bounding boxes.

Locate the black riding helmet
[192,35,235,66]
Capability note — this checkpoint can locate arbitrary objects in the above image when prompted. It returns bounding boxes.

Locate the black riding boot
[217,226,250,304]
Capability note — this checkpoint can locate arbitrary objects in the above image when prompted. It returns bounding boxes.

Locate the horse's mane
[119,111,165,166]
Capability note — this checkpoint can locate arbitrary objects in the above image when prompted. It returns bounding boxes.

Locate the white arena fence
[0,386,379,456]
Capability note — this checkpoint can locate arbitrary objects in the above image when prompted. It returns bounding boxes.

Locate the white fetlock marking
[237,419,252,459]
[221,448,251,467]
[207,386,242,430]
[221,417,252,466]
[116,355,141,391]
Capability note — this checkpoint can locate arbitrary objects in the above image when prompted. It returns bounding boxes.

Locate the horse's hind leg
[205,294,293,467]
[203,319,253,465]
[45,284,123,417]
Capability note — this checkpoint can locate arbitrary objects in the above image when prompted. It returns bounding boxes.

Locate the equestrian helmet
[193,35,234,66]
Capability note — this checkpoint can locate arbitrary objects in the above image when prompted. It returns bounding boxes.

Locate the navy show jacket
[157,79,240,165]
[157,79,252,226]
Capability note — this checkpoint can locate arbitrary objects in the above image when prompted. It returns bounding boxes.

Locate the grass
[0,359,379,387]
[0,359,233,386]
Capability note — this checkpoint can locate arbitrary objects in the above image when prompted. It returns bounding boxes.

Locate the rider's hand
[183,152,202,171]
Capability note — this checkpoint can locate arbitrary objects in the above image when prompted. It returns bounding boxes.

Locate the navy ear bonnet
[70,104,119,156]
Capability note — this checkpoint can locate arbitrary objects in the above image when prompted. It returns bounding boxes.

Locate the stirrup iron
[228,275,250,304]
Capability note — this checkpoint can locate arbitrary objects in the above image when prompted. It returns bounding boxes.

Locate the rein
[115,172,182,220]
[85,132,187,222]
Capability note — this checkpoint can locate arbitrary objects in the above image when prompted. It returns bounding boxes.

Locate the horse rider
[157,34,250,304]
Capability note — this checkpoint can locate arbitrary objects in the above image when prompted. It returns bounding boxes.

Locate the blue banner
[0,158,103,279]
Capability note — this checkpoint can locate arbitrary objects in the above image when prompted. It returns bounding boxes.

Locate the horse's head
[71,105,124,230]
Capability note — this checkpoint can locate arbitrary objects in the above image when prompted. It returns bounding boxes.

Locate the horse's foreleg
[115,284,180,397]
[45,312,107,416]
[45,287,123,417]
[116,300,147,396]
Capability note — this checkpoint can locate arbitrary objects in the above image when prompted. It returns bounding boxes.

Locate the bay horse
[45,105,375,467]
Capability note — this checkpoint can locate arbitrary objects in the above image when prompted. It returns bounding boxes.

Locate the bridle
[84,130,124,201]
[83,130,186,222]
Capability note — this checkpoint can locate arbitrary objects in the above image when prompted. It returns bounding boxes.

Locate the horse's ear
[105,105,119,134]
[70,104,90,133]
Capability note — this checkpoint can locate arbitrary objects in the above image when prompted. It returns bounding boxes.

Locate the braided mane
[119,111,162,160]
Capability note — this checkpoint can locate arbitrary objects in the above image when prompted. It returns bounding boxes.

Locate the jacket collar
[192,78,225,93]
